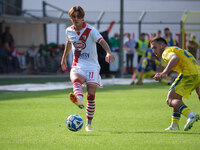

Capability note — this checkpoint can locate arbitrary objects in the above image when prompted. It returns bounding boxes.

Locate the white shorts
[70,66,103,88]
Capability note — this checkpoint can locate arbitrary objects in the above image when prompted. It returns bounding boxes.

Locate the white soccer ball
[66,114,83,132]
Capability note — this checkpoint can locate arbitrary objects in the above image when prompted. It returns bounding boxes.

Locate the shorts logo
[73,41,86,51]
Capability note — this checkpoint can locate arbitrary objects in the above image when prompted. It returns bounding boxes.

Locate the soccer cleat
[130,80,138,85]
[130,80,136,85]
[85,125,93,131]
[69,93,85,109]
[184,114,199,131]
[165,124,180,131]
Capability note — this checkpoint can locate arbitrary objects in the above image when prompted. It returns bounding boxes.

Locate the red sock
[86,94,95,122]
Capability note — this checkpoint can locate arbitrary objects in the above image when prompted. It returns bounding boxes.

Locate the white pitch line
[0,78,156,92]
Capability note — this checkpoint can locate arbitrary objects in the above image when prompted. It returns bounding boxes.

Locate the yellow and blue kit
[136,57,160,81]
[162,46,200,98]
[138,57,158,73]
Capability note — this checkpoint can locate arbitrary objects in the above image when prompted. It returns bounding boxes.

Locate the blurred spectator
[109,33,120,52]
[0,40,10,73]
[48,43,60,72]
[97,31,110,76]
[11,43,26,70]
[26,45,39,73]
[38,44,48,72]
[124,33,136,74]
[135,33,149,64]
[1,26,14,47]
[164,28,175,46]
[169,32,178,46]
[5,42,20,73]
[156,29,162,38]
[186,34,199,59]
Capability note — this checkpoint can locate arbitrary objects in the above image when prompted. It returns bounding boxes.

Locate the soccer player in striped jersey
[61,6,115,131]
[151,37,200,131]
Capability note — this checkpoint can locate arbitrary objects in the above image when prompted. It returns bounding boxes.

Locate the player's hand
[105,53,115,63]
[153,72,167,80]
[61,58,67,71]
[153,73,162,81]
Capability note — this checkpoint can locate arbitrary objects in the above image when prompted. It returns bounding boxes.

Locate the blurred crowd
[110,28,181,73]
[0,26,199,77]
[0,26,72,74]
[110,27,200,85]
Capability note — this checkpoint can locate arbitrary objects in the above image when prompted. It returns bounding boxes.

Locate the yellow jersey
[162,46,200,75]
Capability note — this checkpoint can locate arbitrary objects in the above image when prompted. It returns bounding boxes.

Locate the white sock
[187,112,195,118]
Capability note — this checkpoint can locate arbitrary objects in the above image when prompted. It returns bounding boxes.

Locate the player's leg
[134,71,146,85]
[69,73,86,109]
[165,89,182,130]
[195,86,200,100]
[130,70,139,85]
[85,84,97,131]
[126,54,130,74]
[130,54,134,74]
[166,88,199,131]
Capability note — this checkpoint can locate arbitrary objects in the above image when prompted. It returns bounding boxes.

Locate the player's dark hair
[68,6,85,19]
[151,37,167,45]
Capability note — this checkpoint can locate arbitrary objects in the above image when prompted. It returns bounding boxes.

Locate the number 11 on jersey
[89,72,94,79]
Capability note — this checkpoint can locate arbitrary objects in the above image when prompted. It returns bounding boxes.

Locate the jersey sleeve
[162,50,176,63]
[91,27,103,43]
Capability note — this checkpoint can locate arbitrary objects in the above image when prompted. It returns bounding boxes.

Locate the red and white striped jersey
[66,22,103,69]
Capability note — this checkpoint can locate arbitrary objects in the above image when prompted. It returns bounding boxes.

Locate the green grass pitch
[0,83,200,150]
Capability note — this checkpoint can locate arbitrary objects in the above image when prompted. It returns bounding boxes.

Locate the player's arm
[61,40,72,71]
[153,54,179,80]
[99,39,115,63]
[195,87,200,100]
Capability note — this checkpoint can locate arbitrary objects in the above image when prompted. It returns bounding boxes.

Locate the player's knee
[166,99,172,107]
[87,94,95,100]
[87,86,97,95]
[72,78,82,84]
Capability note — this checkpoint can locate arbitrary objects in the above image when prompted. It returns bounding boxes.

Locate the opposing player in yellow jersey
[151,37,200,131]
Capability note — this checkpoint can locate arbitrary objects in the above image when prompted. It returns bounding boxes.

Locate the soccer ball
[66,114,83,132]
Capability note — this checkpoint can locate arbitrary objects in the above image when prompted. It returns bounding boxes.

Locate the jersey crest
[73,28,91,52]
[73,41,86,51]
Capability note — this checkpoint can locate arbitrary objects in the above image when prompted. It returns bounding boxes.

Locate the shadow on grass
[0,83,168,101]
